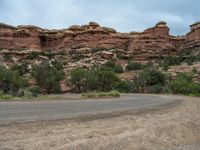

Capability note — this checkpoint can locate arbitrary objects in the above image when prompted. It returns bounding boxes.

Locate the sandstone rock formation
[0,21,200,64]
[184,22,200,50]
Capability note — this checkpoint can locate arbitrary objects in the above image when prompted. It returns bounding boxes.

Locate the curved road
[0,94,180,125]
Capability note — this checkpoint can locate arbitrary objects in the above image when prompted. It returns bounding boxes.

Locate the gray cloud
[0,0,199,35]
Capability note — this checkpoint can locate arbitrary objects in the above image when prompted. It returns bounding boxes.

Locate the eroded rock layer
[0,21,200,61]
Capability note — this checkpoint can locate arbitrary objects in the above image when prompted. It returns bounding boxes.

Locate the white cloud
[0,0,199,35]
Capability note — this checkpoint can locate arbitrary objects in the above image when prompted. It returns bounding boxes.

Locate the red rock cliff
[0,21,199,61]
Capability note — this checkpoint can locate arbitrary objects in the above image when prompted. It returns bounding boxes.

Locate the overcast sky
[0,0,199,35]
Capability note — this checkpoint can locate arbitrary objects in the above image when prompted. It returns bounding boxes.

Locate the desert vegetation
[1,47,200,100]
[82,90,120,98]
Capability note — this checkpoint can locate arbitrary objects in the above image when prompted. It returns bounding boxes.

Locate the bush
[114,80,138,93]
[106,90,120,97]
[44,50,55,59]
[0,65,27,95]
[104,61,123,73]
[162,85,171,94]
[29,86,42,97]
[85,69,99,91]
[137,68,166,87]
[126,61,143,71]
[162,56,181,67]
[186,57,195,66]
[97,68,119,92]
[170,72,200,95]
[51,60,64,71]
[104,60,116,68]
[27,52,39,60]
[31,62,64,94]
[150,84,164,94]
[11,62,29,76]
[113,65,123,73]
[70,67,120,93]
[3,54,12,61]
[70,68,87,93]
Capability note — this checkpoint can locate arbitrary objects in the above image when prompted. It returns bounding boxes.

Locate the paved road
[0,94,180,125]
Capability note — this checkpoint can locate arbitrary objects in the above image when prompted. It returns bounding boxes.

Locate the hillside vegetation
[1,48,200,99]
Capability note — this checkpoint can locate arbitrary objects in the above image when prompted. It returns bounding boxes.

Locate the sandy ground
[0,95,200,150]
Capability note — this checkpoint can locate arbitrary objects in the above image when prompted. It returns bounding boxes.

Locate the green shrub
[107,90,120,97]
[104,60,116,68]
[97,68,119,92]
[3,54,12,61]
[137,68,166,87]
[70,68,87,93]
[0,65,27,95]
[103,61,123,73]
[29,86,42,97]
[150,84,163,94]
[161,56,181,68]
[113,65,123,73]
[186,57,194,66]
[44,50,55,59]
[85,69,99,92]
[161,85,171,94]
[117,54,124,59]
[142,62,154,69]
[82,90,120,98]
[11,62,29,75]
[170,72,200,95]
[31,62,64,94]
[114,80,138,93]
[82,92,96,98]
[126,61,143,71]
[51,60,64,71]
[27,52,39,60]
[70,67,119,93]
[97,92,107,97]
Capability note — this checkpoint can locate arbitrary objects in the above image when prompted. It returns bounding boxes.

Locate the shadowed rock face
[0,21,199,61]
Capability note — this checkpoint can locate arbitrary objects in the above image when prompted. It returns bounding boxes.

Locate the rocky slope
[0,21,200,69]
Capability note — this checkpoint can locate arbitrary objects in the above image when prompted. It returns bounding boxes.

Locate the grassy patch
[82,90,120,98]
[187,93,200,97]
[36,95,63,100]
[0,91,12,100]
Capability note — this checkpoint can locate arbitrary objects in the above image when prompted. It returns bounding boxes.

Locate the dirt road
[0,94,179,125]
[0,95,200,150]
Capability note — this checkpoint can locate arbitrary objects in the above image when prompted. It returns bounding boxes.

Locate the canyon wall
[0,21,200,61]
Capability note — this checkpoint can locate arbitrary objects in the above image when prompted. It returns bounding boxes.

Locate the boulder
[156,21,167,27]
[100,51,116,59]
[68,25,82,31]
[102,27,117,33]
[190,21,200,31]
[89,22,100,28]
